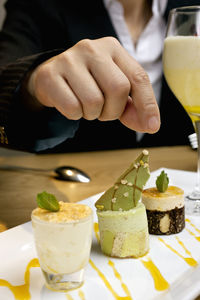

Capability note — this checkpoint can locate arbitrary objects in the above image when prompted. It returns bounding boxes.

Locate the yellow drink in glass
[163,36,200,124]
[163,6,200,214]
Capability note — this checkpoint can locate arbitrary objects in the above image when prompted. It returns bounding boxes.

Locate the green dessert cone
[95,149,150,211]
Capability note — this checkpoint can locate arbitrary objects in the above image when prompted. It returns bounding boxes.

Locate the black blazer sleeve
[0,0,80,152]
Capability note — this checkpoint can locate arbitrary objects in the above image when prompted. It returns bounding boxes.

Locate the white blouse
[103,0,168,140]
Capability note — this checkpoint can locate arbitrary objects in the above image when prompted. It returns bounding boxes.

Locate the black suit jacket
[0,0,198,152]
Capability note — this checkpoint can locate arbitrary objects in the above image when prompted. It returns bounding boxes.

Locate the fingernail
[148,116,160,132]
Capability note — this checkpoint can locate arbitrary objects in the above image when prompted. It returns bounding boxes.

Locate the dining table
[0,145,199,300]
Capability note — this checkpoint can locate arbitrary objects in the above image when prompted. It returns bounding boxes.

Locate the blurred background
[0,0,6,29]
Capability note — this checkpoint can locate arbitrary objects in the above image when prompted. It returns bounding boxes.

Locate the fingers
[89,57,130,121]
[48,77,83,120]
[78,37,160,132]
[30,62,83,120]
[58,53,104,120]
[28,37,160,134]
[112,42,160,133]
[61,41,130,121]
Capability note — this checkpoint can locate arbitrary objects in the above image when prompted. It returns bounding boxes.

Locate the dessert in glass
[32,198,93,292]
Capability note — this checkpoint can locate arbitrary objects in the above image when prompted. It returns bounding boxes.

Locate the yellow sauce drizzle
[159,238,198,267]
[93,222,169,293]
[89,259,132,300]
[0,258,40,300]
[93,223,132,299]
[94,222,100,243]
[0,223,7,232]
[66,294,74,300]
[186,228,200,242]
[140,256,169,291]
[78,290,86,300]
[108,260,132,298]
[186,219,200,234]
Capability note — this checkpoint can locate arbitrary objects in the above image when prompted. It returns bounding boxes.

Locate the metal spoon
[54,166,91,182]
[0,165,91,183]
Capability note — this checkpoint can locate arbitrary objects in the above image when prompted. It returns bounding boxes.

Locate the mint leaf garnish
[156,171,169,193]
[36,191,60,212]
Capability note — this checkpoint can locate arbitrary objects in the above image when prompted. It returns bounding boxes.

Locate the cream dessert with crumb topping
[32,202,93,278]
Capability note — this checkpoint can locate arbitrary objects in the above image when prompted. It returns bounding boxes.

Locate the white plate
[0,168,200,300]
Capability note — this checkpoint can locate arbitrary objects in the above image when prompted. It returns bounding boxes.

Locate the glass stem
[195,120,200,193]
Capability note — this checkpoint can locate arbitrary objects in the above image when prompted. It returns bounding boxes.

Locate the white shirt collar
[103,0,167,17]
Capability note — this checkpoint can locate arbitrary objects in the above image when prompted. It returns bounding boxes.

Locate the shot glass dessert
[32,198,93,292]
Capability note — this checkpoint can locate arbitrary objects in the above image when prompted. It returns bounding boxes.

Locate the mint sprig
[156,171,169,193]
[36,191,60,212]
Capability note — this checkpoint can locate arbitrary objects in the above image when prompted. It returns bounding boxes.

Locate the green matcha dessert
[95,150,150,258]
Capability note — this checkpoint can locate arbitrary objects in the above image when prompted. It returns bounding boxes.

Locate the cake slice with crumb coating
[95,150,150,258]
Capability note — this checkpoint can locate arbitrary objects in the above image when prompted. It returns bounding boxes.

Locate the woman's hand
[27,37,160,133]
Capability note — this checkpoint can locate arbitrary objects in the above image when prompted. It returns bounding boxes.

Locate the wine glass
[163,6,200,215]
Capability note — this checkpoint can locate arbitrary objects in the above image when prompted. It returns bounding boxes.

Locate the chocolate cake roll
[142,186,185,235]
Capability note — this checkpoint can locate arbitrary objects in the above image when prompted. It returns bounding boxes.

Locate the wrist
[20,69,45,112]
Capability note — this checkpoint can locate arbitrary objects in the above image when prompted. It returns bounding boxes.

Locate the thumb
[119,96,160,133]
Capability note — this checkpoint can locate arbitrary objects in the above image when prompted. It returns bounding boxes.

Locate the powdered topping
[123,192,129,197]
[143,149,149,155]
[121,179,128,184]
[32,201,92,223]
